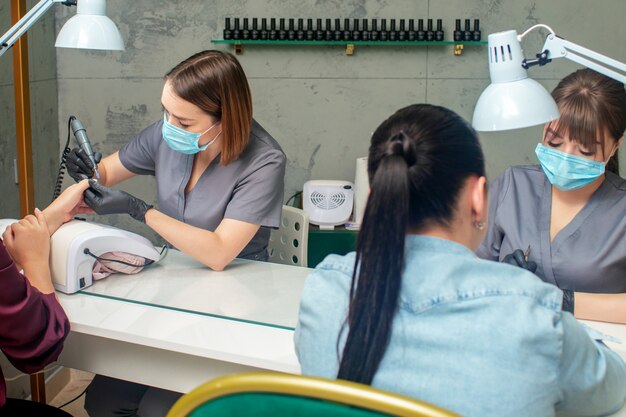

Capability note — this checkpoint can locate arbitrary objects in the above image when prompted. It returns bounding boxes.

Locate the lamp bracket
[0,0,75,57]
[522,50,552,69]
[542,33,626,83]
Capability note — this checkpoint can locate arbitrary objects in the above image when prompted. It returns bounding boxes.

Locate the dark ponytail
[337,133,411,384]
[337,104,485,385]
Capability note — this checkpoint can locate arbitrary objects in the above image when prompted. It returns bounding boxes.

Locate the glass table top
[79,249,310,330]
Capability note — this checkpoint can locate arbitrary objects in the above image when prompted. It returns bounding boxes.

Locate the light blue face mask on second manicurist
[161,113,219,155]
[535,143,606,191]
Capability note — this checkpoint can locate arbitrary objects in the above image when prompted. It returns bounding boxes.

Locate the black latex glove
[84,180,153,222]
[561,289,575,314]
[501,249,538,273]
[66,147,102,182]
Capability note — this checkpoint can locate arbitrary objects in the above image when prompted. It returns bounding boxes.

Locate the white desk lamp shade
[55,0,124,50]
[472,30,559,131]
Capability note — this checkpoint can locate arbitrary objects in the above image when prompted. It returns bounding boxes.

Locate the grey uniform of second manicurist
[119,118,286,260]
[477,165,626,293]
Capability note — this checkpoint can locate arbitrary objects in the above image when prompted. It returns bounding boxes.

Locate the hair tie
[386,131,415,166]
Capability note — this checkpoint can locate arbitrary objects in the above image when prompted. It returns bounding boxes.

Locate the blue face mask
[161,113,220,155]
[535,143,606,191]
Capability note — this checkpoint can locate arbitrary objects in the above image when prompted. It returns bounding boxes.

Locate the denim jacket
[295,235,626,417]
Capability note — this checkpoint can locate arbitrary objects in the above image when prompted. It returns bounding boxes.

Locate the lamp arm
[542,33,626,84]
[0,0,74,58]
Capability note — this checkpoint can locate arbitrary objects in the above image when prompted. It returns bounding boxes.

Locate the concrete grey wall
[0,0,60,218]
[34,1,626,238]
[0,2,19,219]
[53,1,626,242]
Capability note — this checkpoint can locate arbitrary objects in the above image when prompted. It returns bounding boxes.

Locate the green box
[307,227,358,268]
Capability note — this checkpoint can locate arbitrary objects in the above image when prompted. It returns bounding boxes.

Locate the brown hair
[550,68,626,174]
[165,50,253,165]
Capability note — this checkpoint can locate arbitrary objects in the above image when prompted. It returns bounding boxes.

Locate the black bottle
[315,18,324,41]
[232,18,241,40]
[435,19,444,41]
[305,19,314,41]
[269,18,277,40]
[352,18,361,41]
[278,18,287,40]
[297,18,305,40]
[379,19,388,41]
[343,18,351,41]
[473,19,481,41]
[389,19,397,41]
[334,18,342,41]
[371,19,379,41]
[242,18,250,40]
[417,19,425,41]
[453,19,462,41]
[325,19,333,41]
[223,18,233,40]
[288,18,296,40]
[251,18,259,40]
[361,19,370,41]
[260,18,268,40]
[426,18,434,41]
[407,19,416,41]
[464,19,472,41]
[398,19,406,41]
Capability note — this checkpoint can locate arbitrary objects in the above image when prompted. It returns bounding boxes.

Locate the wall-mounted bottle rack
[212,17,486,55]
[211,39,486,56]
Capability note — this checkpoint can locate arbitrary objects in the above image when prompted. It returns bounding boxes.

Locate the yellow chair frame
[166,372,460,417]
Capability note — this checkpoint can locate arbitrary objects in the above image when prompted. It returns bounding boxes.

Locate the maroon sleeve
[0,242,70,374]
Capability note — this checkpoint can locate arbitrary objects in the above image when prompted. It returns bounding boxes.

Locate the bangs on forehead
[550,99,607,152]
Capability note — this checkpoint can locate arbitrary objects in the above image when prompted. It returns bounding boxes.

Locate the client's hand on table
[2,209,54,293]
[44,180,93,235]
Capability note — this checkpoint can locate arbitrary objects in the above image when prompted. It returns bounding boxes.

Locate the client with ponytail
[295,104,626,417]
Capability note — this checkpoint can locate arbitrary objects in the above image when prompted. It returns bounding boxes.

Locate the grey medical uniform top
[118,119,286,261]
[477,165,626,293]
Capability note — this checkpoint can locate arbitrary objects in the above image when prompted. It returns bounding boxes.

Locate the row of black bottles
[223,18,476,42]
[453,19,482,42]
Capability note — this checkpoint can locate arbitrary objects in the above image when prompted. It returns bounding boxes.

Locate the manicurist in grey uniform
[66,50,286,416]
[477,69,626,324]
[68,50,286,268]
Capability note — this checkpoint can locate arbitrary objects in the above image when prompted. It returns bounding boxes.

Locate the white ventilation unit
[303,180,354,230]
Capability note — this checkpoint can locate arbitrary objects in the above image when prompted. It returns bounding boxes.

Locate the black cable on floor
[57,385,89,409]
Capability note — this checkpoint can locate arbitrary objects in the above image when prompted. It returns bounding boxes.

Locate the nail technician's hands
[84,180,153,222]
[502,249,538,273]
[66,147,102,181]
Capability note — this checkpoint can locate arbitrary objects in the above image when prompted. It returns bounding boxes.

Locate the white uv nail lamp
[0,219,160,294]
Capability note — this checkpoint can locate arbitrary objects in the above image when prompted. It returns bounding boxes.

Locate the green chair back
[189,392,397,417]
[167,372,460,417]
